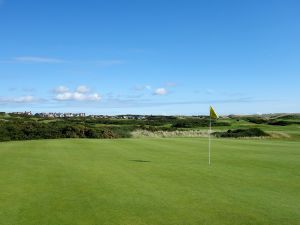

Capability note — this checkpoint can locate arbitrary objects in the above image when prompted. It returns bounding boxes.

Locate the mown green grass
[0,138,299,225]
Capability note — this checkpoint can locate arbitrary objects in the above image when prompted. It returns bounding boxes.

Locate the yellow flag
[210,106,218,119]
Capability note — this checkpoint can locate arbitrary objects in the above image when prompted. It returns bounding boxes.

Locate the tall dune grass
[131,129,209,138]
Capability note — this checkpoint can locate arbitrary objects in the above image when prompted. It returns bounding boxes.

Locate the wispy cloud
[220,91,246,97]
[0,56,65,64]
[0,60,14,63]
[76,85,90,93]
[165,82,177,87]
[134,85,172,96]
[0,56,127,67]
[95,60,124,67]
[54,86,69,94]
[22,87,36,93]
[0,95,44,104]
[204,89,248,98]
[127,48,146,53]
[14,56,65,63]
[96,97,274,109]
[54,85,101,102]
[8,87,18,92]
[134,85,152,91]
[205,89,215,95]
[154,88,168,95]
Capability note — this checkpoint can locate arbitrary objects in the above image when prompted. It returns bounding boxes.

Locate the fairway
[0,138,299,225]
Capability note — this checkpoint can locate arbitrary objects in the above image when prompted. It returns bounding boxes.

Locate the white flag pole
[208,115,212,166]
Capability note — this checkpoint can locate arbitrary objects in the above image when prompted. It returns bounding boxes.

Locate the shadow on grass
[129,159,151,163]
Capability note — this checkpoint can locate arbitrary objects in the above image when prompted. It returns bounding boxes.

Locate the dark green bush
[267,120,300,126]
[244,117,268,124]
[172,118,230,128]
[214,128,269,138]
[0,120,132,142]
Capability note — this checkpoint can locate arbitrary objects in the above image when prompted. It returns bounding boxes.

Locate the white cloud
[55,92,101,101]
[55,92,73,101]
[54,85,101,102]
[14,56,64,63]
[76,85,89,93]
[54,86,69,94]
[154,88,168,95]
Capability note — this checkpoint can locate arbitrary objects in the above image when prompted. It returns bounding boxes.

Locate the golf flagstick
[208,116,211,166]
[208,106,218,166]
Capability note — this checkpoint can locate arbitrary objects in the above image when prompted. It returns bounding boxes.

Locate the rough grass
[131,129,209,138]
[0,138,299,225]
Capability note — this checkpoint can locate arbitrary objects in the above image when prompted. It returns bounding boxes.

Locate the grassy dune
[0,138,299,225]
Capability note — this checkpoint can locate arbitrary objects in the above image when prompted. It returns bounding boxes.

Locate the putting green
[0,138,299,225]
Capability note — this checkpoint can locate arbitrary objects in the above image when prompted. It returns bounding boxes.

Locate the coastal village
[5,111,147,120]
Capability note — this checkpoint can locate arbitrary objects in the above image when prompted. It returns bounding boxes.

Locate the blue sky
[0,0,299,115]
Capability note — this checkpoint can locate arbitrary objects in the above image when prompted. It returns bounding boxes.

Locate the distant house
[73,113,85,117]
[64,113,73,118]
[11,111,32,116]
[33,112,87,118]
[24,111,32,116]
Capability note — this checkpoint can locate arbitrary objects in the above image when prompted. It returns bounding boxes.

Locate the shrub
[267,120,300,126]
[214,128,269,138]
[0,120,133,142]
[244,117,268,124]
